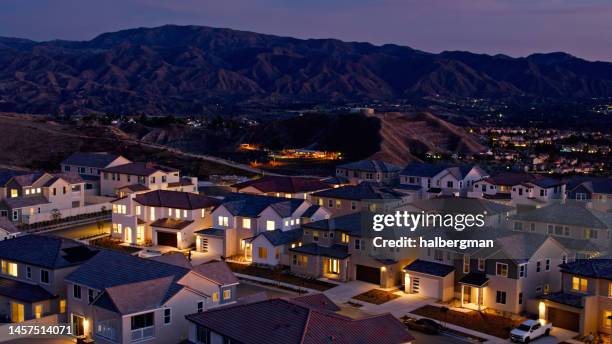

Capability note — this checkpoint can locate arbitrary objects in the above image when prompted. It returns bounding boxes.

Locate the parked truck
[510,319,552,342]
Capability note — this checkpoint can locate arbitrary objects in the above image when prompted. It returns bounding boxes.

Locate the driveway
[505,327,578,344]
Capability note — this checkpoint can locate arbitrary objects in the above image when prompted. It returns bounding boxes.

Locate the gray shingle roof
[134,190,220,210]
[61,152,125,168]
[0,277,57,302]
[400,163,452,177]
[303,212,363,237]
[510,203,612,229]
[0,235,97,269]
[404,259,455,277]
[219,193,304,218]
[560,259,612,280]
[410,196,513,215]
[538,292,584,308]
[337,160,401,173]
[311,182,404,201]
[256,228,303,246]
[289,243,349,259]
[102,162,178,176]
[232,176,329,194]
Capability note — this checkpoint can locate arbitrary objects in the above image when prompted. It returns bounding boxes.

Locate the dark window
[40,269,50,284]
[26,266,32,279]
[197,301,204,313]
[496,291,507,304]
[73,285,82,299]
[518,292,523,305]
[88,289,95,303]
[131,312,154,330]
[196,326,210,344]
[163,308,171,324]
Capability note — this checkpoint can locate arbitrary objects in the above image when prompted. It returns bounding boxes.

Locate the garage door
[356,265,380,285]
[157,231,178,247]
[548,307,579,332]
[412,277,440,299]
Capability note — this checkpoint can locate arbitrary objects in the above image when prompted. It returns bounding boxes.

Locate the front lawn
[227,263,337,291]
[352,289,400,305]
[412,305,524,339]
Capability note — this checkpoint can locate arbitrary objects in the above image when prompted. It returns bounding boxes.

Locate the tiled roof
[65,249,190,295]
[458,272,489,287]
[0,218,18,233]
[61,152,126,168]
[510,203,612,229]
[410,196,513,215]
[404,259,455,277]
[93,276,175,314]
[0,235,98,269]
[186,298,414,344]
[304,213,363,236]
[292,293,340,312]
[191,261,239,286]
[0,277,57,302]
[269,199,307,218]
[560,259,612,280]
[337,160,401,173]
[118,184,150,192]
[11,172,46,187]
[2,195,49,209]
[483,172,534,186]
[149,252,192,269]
[102,162,178,176]
[393,184,422,191]
[527,177,565,188]
[232,176,329,194]
[539,292,584,308]
[45,172,84,185]
[150,218,194,230]
[400,163,453,177]
[321,176,350,185]
[311,182,404,201]
[289,243,350,259]
[257,228,303,246]
[134,190,220,210]
[219,193,303,218]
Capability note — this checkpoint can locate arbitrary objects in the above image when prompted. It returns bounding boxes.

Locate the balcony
[131,326,154,342]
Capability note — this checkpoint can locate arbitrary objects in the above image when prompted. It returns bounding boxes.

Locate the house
[335,160,401,185]
[100,162,197,197]
[231,175,330,199]
[292,212,417,287]
[186,297,414,344]
[538,259,612,335]
[405,196,515,227]
[510,178,566,206]
[194,193,328,260]
[310,182,408,216]
[110,190,221,249]
[245,228,303,266]
[65,249,238,343]
[0,218,18,240]
[567,177,612,212]
[470,173,535,202]
[399,163,488,198]
[0,172,86,225]
[0,235,98,323]
[509,202,612,258]
[61,152,131,195]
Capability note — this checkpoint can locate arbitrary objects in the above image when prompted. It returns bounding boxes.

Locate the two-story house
[510,202,612,258]
[65,249,238,343]
[0,172,86,225]
[567,177,612,212]
[539,259,612,335]
[110,190,220,249]
[61,152,131,195]
[100,162,197,197]
[231,175,331,199]
[470,173,535,203]
[310,182,408,216]
[510,178,566,206]
[335,160,401,185]
[0,235,98,323]
[399,163,488,199]
[194,193,328,260]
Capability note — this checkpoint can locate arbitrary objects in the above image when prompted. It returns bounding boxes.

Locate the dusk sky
[1,0,611,62]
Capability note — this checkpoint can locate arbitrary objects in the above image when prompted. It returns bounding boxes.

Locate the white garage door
[412,276,439,299]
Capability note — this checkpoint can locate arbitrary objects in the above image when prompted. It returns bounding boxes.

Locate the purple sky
[1,0,611,61]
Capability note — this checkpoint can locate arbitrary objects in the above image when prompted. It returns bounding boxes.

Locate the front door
[72,314,85,337]
[125,227,133,244]
[10,302,24,322]
[463,286,472,303]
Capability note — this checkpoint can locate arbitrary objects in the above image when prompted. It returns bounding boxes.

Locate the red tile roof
[134,190,220,210]
[233,176,329,194]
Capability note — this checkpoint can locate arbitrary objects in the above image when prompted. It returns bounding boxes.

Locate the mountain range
[1,25,611,115]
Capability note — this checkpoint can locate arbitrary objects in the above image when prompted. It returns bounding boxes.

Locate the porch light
[380,266,386,272]
[538,302,546,321]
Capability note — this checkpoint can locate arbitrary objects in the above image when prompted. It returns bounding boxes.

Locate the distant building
[399,163,488,198]
[61,152,131,195]
[231,175,331,199]
[100,162,197,197]
[335,160,401,185]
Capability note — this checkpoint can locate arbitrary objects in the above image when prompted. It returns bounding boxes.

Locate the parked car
[403,316,443,335]
[510,319,552,343]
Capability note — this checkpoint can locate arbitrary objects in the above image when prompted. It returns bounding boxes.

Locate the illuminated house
[110,190,220,249]
[100,162,197,197]
[60,152,131,195]
[399,163,488,199]
[335,159,401,185]
[0,235,98,323]
[65,249,238,343]
[231,175,331,199]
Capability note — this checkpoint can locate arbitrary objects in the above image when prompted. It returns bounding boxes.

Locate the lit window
[7,262,17,277]
[135,206,141,216]
[605,311,612,328]
[59,299,66,314]
[242,218,251,229]
[266,220,275,231]
[572,276,588,292]
[150,207,156,221]
[218,216,229,227]
[212,292,219,302]
[223,290,231,300]
[258,247,268,258]
[341,233,349,243]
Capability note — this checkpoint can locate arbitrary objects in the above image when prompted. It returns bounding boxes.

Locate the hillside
[0,25,611,115]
